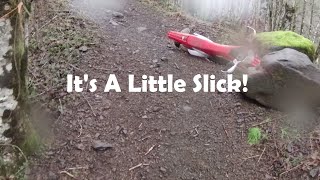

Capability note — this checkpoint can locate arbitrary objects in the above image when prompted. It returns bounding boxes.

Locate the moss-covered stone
[254,31,316,61]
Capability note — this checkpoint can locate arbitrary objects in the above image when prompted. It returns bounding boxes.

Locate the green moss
[20,124,42,156]
[247,128,262,145]
[255,31,316,60]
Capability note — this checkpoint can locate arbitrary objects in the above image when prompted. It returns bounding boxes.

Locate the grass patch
[20,125,42,156]
[280,127,301,140]
[141,0,180,13]
[248,127,262,145]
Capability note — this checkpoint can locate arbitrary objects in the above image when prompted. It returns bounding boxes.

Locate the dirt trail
[29,0,285,179]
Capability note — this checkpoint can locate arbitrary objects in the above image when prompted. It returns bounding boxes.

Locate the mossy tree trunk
[0,0,37,177]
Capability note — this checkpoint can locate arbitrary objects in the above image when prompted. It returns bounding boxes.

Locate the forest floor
[26,0,320,179]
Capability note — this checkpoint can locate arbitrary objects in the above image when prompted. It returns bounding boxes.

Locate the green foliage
[247,128,262,145]
[20,124,42,156]
[280,127,300,140]
[255,31,316,60]
[157,0,177,11]
[0,144,28,179]
[142,0,179,12]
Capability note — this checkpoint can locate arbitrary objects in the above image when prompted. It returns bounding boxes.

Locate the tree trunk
[300,0,307,35]
[316,40,320,61]
[273,0,280,30]
[309,0,315,37]
[268,0,274,31]
[277,0,285,30]
[291,0,298,32]
[0,0,37,175]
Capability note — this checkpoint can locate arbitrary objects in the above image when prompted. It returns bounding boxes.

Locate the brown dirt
[27,0,319,179]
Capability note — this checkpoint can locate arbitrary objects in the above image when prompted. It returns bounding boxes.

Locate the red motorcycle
[167,27,261,73]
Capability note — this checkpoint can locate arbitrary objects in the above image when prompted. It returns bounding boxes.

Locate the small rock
[142,115,148,119]
[161,128,167,132]
[160,167,167,173]
[237,112,248,115]
[309,167,319,177]
[79,22,86,28]
[92,140,113,151]
[170,132,177,136]
[120,128,128,135]
[75,143,85,151]
[123,129,128,134]
[235,102,242,107]
[266,127,273,134]
[79,46,88,52]
[4,4,10,11]
[153,107,162,112]
[180,28,191,35]
[155,63,161,68]
[109,19,119,26]
[137,27,147,33]
[95,133,100,138]
[46,151,55,156]
[123,39,129,43]
[112,12,124,18]
[237,118,244,123]
[287,142,294,153]
[152,59,159,63]
[161,57,168,61]
[58,158,66,168]
[116,126,120,131]
[265,174,273,180]
[133,50,140,54]
[48,171,58,180]
[183,106,192,112]
[103,100,112,110]
[0,22,5,27]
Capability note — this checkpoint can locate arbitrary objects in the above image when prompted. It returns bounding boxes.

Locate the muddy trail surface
[28,0,287,179]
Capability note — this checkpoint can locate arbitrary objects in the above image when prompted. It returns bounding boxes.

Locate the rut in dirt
[29,0,285,179]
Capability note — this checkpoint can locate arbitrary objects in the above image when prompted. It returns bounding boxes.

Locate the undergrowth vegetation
[0,0,102,178]
[247,127,262,145]
[28,0,99,109]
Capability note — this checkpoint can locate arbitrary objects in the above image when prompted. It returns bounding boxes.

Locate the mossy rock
[254,31,316,61]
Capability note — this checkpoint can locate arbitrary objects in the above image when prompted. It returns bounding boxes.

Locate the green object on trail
[247,128,262,145]
[255,31,316,61]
